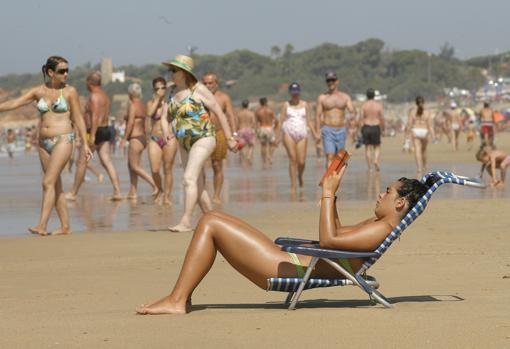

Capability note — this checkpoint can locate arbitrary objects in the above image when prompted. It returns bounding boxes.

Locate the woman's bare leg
[412,137,423,174]
[127,139,157,198]
[421,139,428,171]
[162,139,178,205]
[283,133,298,191]
[51,175,71,235]
[137,210,296,315]
[148,140,163,202]
[169,137,215,232]
[30,142,73,236]
[296,137,307,188]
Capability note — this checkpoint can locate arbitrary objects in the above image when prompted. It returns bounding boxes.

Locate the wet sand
[1,133,509,348]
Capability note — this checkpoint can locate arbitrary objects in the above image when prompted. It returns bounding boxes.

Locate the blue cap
[288,82,301,94]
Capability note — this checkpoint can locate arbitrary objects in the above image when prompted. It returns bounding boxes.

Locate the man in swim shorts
[360,88,384,171]
[255,97,276,168]
[203,73,237,205]
[316,72,356,167]
[236,99,256,164]
[479,102,496,146]
[66,72,122,201]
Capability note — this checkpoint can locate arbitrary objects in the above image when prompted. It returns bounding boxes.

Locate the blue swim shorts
[321,126,346,154]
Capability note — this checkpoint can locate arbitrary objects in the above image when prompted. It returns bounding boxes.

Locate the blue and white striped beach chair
[267,171,485,310]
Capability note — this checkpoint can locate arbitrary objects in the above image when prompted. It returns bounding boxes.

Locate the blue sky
[0,0,508,75]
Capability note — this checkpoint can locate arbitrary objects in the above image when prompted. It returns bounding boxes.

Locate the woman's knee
[42,177,56,191]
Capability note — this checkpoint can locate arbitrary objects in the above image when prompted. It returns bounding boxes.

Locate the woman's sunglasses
[154,86,166,91]
[56,68,69,75]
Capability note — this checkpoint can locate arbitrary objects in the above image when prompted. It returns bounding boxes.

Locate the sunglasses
[326,78,337,83]
[56,68,69,75]
[154,86,166,91]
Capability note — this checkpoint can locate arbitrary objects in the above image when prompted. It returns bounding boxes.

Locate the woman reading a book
[137,164,437,315]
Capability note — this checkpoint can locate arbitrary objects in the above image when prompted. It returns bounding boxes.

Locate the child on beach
[476,145,509,188]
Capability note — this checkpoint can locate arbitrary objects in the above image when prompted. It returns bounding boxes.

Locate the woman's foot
[110,193,124,201]
[51,227,72,236]
[28,226,49,236]
[163,197,172,206]
[168,223,193,233]
[136,296,191,315]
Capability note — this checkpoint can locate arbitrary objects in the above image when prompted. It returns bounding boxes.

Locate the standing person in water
[162,55,238,232]
[275,82,317,192]
[479,102,496,146]
[6,129,16,159]
[236,99,257,165]
[147,77,178,205]
[0,56,92,235]
[316,72,356,167]
[406,96,435,176]
[255,97,276,168]
[125,83,158,200]
[359,88,385,171]
[66,72,122,201]
[202,73,237,205]
[444,102,462,151]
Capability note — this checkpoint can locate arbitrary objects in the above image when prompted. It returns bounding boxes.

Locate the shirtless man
[479,102,496,146]
[202,73,237,205]
[6,129,16,158]
[236,99,256,165]
[255,97,276,168]
[66,72,122,200]
[444,102,462,151]
[360,88,384,171]
[316,72,356,167]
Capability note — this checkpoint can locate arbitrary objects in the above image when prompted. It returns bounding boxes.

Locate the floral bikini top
[37,89,69,114]
[168,85,215,151]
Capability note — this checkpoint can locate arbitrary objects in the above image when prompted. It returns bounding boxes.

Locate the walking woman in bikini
[125,83,158,200]
[0,56,92,235]
[137,165,437,314]
[147,77,178,205]
[406,96,435,176]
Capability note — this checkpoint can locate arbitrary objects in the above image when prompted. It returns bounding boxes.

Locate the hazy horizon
[1,0,509,76]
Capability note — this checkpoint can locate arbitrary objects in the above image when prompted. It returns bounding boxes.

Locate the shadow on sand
[191,294,464,311]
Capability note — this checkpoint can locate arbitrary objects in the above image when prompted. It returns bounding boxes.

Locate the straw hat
[162,55,197,81]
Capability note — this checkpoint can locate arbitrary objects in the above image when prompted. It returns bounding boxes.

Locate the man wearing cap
[360,88,385,171]
[316,72,356,167]
[202,73,237,205]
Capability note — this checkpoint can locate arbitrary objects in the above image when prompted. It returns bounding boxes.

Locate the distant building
[112,71,125,83]
[101,58,113,85]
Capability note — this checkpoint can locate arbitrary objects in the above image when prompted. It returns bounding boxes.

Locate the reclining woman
[137,167,437,315]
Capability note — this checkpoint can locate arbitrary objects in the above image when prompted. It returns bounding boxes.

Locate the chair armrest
[275,237,319,246]
[281,245,379,259]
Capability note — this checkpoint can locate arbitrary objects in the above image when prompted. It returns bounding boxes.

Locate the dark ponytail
[41,56,68,80]
[397,175,439,213]
[415,96,425,117]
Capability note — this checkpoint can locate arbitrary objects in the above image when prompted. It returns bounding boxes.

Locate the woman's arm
[125,103,135,139]
[305,102,318,140]
[160,102,173,142]
[427,111,436,140]
[68,87,92,160]
[0,87,38,112]
[319,168,390,251]
[196,84,236,150]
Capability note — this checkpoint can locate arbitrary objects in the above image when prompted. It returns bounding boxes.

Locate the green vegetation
[0,38,502,106]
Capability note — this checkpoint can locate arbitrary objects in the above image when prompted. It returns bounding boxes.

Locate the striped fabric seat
[267,276,379,292]
[270,171,485,309]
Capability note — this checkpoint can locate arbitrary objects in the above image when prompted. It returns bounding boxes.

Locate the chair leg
[284,292,294,305]
[289,257,319,310]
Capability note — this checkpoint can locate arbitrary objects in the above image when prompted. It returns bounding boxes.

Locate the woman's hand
[227,138,238,153]
[321,165,347,197]
[83,145,93,162]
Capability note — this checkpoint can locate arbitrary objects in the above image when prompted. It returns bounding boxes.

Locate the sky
[0,0,509,76]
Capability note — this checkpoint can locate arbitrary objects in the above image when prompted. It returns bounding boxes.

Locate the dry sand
[1,131,510,348]
[1,197,509,348]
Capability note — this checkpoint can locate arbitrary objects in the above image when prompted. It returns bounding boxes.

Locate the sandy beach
[1,132,510,348]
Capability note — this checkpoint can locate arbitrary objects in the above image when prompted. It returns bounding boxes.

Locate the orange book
[319,150,350,186]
